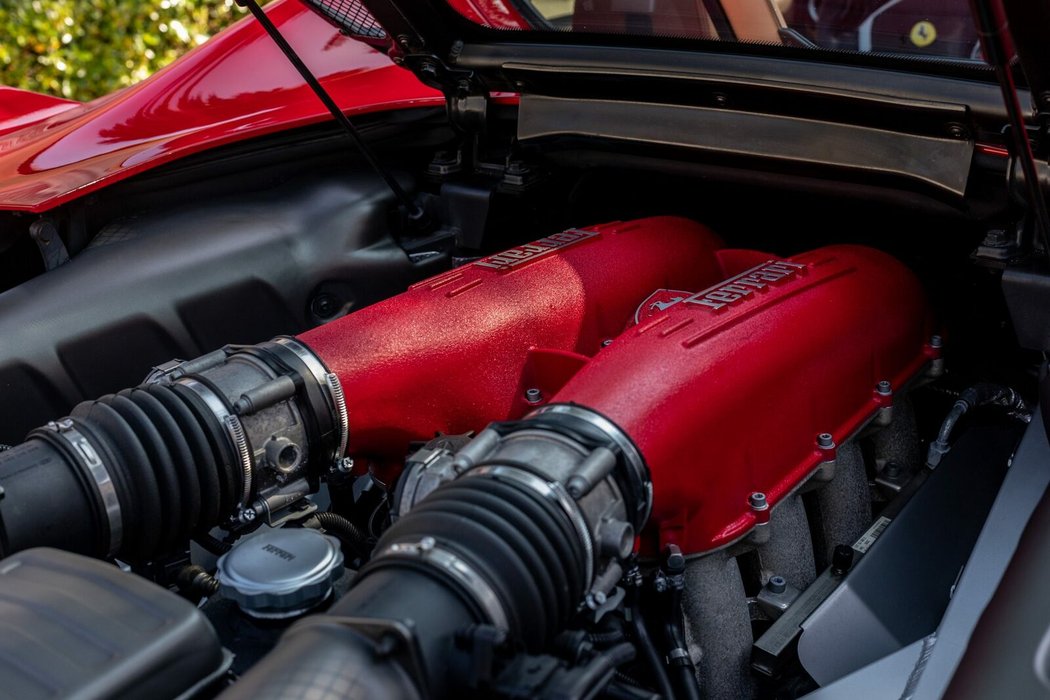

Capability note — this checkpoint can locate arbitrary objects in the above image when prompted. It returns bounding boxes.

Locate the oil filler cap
[216,527,344,619]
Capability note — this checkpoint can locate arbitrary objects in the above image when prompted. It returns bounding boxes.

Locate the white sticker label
[853,516,892,554]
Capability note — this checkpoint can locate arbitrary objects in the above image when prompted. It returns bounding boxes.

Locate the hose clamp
[465,465,596,590]
[176,377,253,509]
[272,337,349,466]
[528,403,652,528]
[44,419,123,557]
[378,538,510,631]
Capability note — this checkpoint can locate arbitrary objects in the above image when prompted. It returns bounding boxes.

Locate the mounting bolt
[831,545,855,576]
[419,536,436,552]
[601,339,613,347]
[930,334,943,349]
[749,491,768,511]
[876,380,892,396]
[525,387,543,404]
[419,61,439,80]
[767,575,787,594]
[713,92,728,107]
[947,123,967,139]
[817,433,835,449]
[884,461,902,478]
[237,508,257,524]
[586,590,608,609]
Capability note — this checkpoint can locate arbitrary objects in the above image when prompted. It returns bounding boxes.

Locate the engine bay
[0,108,1041,699]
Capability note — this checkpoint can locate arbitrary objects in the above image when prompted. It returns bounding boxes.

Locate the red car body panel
[0,88,79,139]
[553,244,936,554]
[445,0,531,29]
[0,0,442,214]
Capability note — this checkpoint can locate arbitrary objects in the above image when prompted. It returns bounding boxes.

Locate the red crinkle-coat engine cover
[298,217,727,464]
[551,244,937,554]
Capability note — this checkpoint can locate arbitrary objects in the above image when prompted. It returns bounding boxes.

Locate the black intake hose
[0,338,346,561]
[224,471,590,699]
[222,407,650,700]
[0,384,239,560]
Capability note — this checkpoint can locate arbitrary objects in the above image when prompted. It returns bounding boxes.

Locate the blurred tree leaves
[0,0,265,102]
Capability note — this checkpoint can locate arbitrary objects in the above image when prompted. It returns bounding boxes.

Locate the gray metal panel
[909,410,1050,699]
[518,95,972,198]
[797,425,1018,685]
[802,640,925,700]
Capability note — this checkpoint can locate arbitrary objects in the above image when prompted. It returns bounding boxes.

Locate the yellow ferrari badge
[910,20,937,48]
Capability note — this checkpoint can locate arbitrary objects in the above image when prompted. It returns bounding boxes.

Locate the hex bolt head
[749,491,768,511]
[884,462,902,478]
[930,334,943,349]
[831,545,855,576]
[419,536,436,552]
[767,575,787,594]
[876,380,892,396]
[525,388,543,404]
[817,433,835,449]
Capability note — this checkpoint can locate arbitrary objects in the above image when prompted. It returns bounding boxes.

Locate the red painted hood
[0,0,442,213]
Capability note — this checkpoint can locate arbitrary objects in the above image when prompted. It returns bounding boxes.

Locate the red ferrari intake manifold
[300,216,936,555]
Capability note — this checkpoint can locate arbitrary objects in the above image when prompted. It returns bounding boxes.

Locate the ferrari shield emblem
[632,289,693,325]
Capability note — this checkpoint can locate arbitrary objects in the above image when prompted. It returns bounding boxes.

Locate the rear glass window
[454,0,982,61]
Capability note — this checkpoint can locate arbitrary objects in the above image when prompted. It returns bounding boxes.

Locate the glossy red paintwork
[0,88,79,139]
[445,0,531,29]
[0,0,442,213]
[299,217,726,465]
[552,243,936,554]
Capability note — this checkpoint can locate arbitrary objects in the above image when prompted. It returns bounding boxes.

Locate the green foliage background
[0,0,261,102]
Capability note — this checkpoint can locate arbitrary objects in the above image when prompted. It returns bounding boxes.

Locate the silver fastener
[749,492,768,511]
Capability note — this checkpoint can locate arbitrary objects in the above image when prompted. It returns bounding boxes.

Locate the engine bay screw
[237,508,257,524]
[419,536,436,553]
[817,433,835,449]
[767,575,787,594]
[525,387,543,404]
[876,380,892,396]
[601,339,613,347]
[884,462,902,478]
[831,545,855,576]
[930,334,943,349]
[748,491,768,511]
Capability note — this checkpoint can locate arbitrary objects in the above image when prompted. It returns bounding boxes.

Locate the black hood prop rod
[236,0,425,223]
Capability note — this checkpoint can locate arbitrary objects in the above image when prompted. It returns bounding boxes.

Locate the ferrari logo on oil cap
[910,20,937,48]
